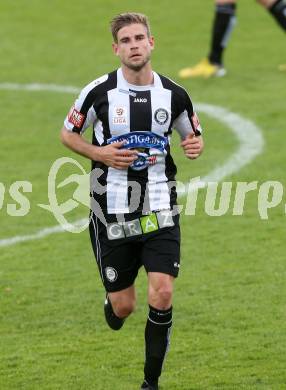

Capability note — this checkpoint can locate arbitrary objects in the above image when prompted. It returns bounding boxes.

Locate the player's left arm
[172,89,204,160]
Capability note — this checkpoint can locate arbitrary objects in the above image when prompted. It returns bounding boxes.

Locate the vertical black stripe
[165,144,177,209]
[129,90,152,131]
[128,90,152,212]
[93,70,118,143]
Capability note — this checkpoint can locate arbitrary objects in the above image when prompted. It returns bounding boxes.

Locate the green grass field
[1,1,286,389]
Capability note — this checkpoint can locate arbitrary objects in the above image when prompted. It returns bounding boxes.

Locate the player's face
[113,23,154,71]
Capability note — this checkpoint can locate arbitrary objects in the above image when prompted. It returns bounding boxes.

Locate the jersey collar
[117,68,163,90]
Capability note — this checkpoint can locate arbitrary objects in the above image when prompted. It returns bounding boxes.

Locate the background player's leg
[142,272,174,389]
[179,0,237,78]
[209,0,237,67]
[258,0,286,30]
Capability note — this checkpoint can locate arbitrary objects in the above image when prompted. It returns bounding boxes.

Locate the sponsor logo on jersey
[68,106,85,128]
[108,131,167,171]
[113,106,127,125]
[154,108,169,125]
[134,98,147,103]
[140,213,158,233]
[105,267,118,282]
[106,210,175,240]
[107,131,168,153]
[131,153,157,171]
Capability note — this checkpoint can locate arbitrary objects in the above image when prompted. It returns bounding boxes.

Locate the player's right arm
[60,77,137,169]
[60,127,137,169]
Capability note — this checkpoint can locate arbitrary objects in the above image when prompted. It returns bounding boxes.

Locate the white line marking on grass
[0,83,264,247]
[0,82,80,94]
[0,219,87,248]
[193,103,264,188]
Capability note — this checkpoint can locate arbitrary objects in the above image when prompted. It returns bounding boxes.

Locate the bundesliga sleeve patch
[68,106,85,128]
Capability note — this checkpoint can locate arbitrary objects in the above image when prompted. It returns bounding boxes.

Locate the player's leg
[89,215,140,330]
[104,285,136,330]
[209,0,237,69]
[257,0,286,30]
[141,221,180,390]
[178,0,237,78]
[257,0,286,71]
[141,272,174,390]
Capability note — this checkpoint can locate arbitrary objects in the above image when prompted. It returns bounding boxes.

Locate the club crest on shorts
[105,267,118,282]
[154,108,169,125]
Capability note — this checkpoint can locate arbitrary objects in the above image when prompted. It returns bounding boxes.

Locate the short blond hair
[110,12,151,43]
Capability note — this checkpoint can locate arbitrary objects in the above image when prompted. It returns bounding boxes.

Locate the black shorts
[89,212,181,292]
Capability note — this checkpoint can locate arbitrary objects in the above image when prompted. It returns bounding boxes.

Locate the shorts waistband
[106,210,175,240]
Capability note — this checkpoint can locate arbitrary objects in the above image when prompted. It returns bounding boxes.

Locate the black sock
[208,3,237,66]
[144,305,173,384]
[269,0,286,31]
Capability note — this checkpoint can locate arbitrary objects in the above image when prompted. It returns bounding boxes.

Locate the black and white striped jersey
[64,68,202,218]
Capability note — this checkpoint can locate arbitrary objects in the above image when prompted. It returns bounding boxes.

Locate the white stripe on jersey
[94,120,104,145]
[107,87,130,137]
[106,83,131,213]
[147,164,170,211]
[150,87,172,133]
[106,168,129,213]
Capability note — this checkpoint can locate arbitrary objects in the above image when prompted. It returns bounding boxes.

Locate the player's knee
[149,285,173,309]
[113,299,136,318]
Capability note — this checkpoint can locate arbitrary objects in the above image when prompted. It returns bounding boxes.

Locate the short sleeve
[173,90,203,139]
[63,74,108,134]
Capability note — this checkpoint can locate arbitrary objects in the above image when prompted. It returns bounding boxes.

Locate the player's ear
[112,42,119,56]
[149,36,155,51]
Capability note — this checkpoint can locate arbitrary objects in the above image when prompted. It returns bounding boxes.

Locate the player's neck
[121,63,154,86]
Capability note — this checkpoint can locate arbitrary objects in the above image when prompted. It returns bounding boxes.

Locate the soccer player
[179,0,286,78]
[60,12,204,390]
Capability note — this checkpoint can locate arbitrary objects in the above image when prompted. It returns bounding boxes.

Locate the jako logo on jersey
[134,98,147,103]
[68,106,85,128]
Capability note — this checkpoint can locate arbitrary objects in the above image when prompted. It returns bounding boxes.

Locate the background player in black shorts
[179,0,286,78]
[60,12,204,390]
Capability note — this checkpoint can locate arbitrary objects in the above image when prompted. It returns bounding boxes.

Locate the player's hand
[95,141,138,169]
[181,134,204,160]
